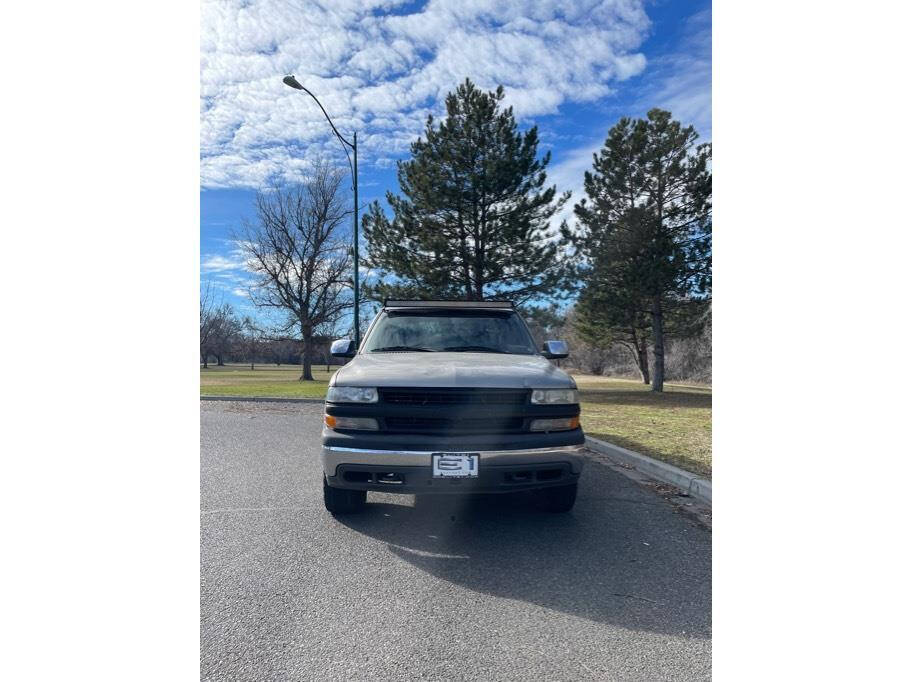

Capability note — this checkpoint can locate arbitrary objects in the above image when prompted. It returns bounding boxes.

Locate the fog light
[324,415,379,431]
[529,416,579,432]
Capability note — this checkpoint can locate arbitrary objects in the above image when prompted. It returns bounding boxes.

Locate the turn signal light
[324,414,379,431]
[529,416,580,432]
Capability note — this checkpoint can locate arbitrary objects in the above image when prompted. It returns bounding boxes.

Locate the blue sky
[201,0,711,323]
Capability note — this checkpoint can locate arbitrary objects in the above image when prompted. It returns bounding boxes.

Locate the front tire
[535,482,578,513]
[323,476,366,514]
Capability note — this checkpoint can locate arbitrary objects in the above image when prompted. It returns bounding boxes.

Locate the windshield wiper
[370,345,436,352]
[443,345,509,353]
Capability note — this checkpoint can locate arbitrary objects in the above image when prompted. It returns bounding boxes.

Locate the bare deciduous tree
[238,317,264,370]
[236,162,353,381]
[208,303,240,367]
[200,285,216,369]
[201,286,239,369]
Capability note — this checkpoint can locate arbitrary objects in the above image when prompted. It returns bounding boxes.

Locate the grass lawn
[572,373,712,479]
[200,364,339,398]
[201,364,711,477]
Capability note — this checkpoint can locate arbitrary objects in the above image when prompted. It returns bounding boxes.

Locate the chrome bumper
[321,444,586,477]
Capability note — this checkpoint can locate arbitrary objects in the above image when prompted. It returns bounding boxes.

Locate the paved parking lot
[201,400,711,680]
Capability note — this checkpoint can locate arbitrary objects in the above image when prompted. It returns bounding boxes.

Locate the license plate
[432,453,479,478]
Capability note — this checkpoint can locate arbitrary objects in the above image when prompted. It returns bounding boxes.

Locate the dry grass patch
[572,375,712,478]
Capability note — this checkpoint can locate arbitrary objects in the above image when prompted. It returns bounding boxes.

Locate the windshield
[362,310,538,354]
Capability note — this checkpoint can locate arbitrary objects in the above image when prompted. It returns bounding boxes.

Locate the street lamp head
[283,74,305,90]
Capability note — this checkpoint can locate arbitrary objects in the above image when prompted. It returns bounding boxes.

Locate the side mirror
[330,339,356,358]
[541,340,569,359]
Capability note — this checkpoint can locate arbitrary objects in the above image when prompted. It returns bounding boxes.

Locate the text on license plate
[432,453,480,478]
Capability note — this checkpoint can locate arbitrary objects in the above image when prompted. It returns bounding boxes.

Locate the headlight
[529,416,580,432]
[530,388,578,405]
[326,386,378,403]
[324,415,379,431]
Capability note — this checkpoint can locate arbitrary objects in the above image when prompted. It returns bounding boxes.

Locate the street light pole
[282,75,360,348]
[352,131,358,349]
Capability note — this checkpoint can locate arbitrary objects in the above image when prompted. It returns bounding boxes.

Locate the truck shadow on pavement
[335,464,711,639]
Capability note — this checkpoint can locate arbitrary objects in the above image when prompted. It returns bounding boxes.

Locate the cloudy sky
[201,0,711,317]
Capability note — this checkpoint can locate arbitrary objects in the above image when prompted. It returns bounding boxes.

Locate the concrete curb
[585,436,712,505]
[200,395,326,405]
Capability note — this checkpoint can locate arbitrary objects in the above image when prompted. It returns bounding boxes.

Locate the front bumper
[322,444,585,494]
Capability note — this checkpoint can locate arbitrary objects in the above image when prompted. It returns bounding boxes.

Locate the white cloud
[201,253,246,272]
[546,139,604,232]
[201,241,259,278]
[201,0,651,188]
[546,7,712,236]
[636,8,712,140]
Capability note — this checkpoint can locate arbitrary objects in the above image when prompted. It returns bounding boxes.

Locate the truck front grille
[383,416,526,434]
[379,388,529,406]
[327,388,575,436]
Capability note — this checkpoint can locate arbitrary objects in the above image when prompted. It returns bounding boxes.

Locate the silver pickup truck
[321,300,585,514]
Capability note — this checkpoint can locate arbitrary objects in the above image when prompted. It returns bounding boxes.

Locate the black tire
[323,476,366,514]
[535,482,578,513]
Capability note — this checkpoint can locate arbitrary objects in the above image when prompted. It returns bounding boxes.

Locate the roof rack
[383,299,515,309]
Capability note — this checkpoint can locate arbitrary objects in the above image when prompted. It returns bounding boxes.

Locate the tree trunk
[300,334,314,381]
[650,297,665,393]
[636,341,650,385]
[216,353,224,367]
[630,328,650,384]
[202,353,208,369]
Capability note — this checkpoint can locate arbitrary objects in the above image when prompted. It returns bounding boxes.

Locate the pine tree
[566,109,711,392]
[574,269,653,385]
[363,79,571,304]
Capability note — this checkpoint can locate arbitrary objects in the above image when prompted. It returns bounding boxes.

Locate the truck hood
[331,352,576,389]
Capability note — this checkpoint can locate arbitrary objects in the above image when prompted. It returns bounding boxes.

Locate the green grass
[200,364,338,398]
[573,373,712,478]
[201,364,712,477]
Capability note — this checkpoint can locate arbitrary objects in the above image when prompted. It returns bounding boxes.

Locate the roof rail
[382,299,515,309]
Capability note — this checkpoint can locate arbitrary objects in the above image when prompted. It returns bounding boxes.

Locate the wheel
[323,476,366,514]
[535,482,578,513]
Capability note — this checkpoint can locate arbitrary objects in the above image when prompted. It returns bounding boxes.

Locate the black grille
[383,416,525,434]
[379,388,529,406]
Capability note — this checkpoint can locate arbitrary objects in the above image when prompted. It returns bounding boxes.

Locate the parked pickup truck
[321,300,585,514]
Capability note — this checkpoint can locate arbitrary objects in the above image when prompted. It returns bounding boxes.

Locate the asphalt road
[201,401,711,681]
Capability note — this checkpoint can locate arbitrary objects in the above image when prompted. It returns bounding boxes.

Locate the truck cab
[321,300,585,514]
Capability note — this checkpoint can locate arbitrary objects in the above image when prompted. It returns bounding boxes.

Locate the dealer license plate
[432,453,480,478]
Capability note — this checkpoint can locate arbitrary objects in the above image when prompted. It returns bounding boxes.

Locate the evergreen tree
[566,109,711,392]
[522,304,566,348]
[574,266,653,385]
[363,79,571,304]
